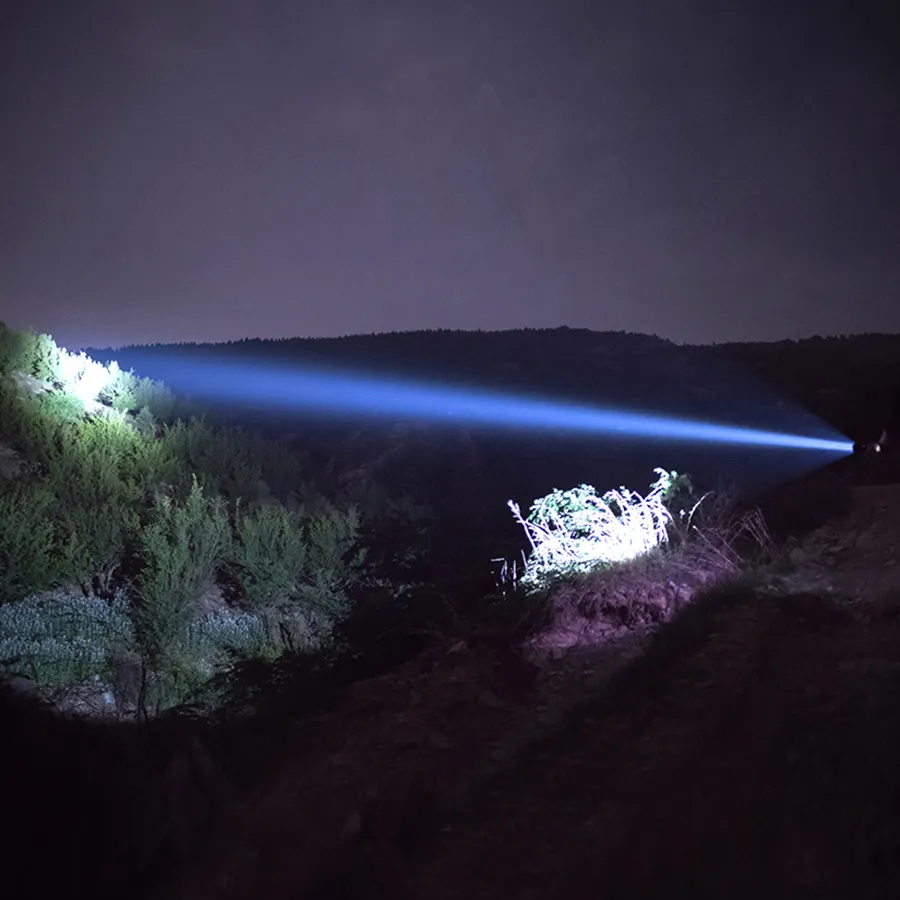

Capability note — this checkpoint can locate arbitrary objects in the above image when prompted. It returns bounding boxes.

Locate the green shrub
[0,388,84,473]
[134,477,232,661]
[0,589,136,686]
[133,376,176,422]
[229,504,310,609]
[230,501,365,620]
[160,418,263,504]
[29,333,62,382]
[132,405,160,440]
[42,412,145,588]
[35,390,87,424]
[0,322,29,375]
[0,377,32,444]
[128,431,182,492]
[0,483,66,602]
[136,606,280,714]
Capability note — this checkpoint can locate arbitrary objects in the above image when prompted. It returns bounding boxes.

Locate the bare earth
[373,591,900,900]
[161,482,900,900]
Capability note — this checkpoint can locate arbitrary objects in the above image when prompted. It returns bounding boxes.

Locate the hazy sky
[2,0,899,349]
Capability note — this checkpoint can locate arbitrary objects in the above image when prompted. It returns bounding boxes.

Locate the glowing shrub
[57,348,112,403]
[509,468,688,590]
[97,360,139,411]
[35,390,87,423]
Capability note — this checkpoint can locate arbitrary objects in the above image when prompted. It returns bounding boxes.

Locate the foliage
[343,479,436,580]
[229,501,365,620]
[229,504,309,609]
[257,438,316,498]
[0,322,29,376]
[0,326,390,717]
[132,375,176,422]
[137,607,278,714]
[42,412,147,589]
[35,390,87,424]
[134,477,232,662]
[509,468,686,591]
[0,483,67,602]
[160,418,263,504]
[0,328,63,382]
[0,382,64,465]
[28,332,62,382]
[132,405,160,440]
[97,360,138,411]
[0,589,136,686]
[56,348,110,401]
[0,377,32,446]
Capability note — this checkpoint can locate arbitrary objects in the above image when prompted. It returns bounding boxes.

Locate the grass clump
[509,468,696,591]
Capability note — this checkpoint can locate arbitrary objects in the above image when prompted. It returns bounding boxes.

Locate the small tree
[134,477,231,661]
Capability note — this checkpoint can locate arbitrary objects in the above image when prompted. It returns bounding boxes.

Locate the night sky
[2,0,899,350]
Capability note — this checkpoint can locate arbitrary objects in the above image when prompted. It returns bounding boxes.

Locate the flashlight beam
[142,355,853,455]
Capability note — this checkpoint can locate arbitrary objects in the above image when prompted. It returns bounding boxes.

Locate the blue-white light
[140,354,853,455]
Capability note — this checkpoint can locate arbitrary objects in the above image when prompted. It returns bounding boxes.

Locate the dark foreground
[5,585,900,900]
[309,588,900,900]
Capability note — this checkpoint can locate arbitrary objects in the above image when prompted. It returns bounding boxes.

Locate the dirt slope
[359,589,900,900]
[311,483,900,900]
[154,482,900,900]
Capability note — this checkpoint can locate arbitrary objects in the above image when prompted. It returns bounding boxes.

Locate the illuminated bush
[97,360,139,411]
[56,348,111,403]
[0,589,136,686]
[35,390,87,424]
[40,411,145,590]
[509,468,688,590]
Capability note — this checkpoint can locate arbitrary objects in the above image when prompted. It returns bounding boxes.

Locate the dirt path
[341,587,900,900]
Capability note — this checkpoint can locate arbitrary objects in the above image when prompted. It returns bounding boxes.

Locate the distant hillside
[86,327,900,442]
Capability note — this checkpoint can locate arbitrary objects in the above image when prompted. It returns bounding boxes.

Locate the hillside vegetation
[0,324,415,715]
[4,321,897,900]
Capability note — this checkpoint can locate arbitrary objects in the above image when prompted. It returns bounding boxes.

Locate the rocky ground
[140,477,900,900]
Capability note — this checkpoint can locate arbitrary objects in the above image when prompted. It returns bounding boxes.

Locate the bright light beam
[138,355,853,455]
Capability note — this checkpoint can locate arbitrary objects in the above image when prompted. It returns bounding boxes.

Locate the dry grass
[527,491,772,656]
